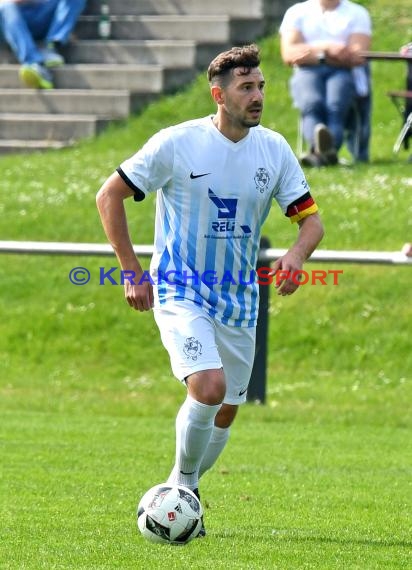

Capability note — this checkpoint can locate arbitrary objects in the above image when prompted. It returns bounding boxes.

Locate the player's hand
[124,279,154,311]
[269,252,304,296]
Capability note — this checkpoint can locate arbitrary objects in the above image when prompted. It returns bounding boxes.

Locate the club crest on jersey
[254,168,270,193]
[183,337,203,361]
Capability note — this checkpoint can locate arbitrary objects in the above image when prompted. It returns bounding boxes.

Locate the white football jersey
[119,116,312,327]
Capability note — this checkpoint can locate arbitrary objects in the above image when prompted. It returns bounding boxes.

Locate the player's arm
[96,171,154,311]
[272,212,324,296]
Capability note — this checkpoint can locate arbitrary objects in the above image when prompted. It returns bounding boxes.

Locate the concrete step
[76,15,230,42]
[0,139,71,155]
[76,15,263,44]
[0,64,164,91]
[0,64,195,93]
[0,40,198,67]
[84,0,264,18]
[60,40,199,66]
[57,40,230,69]
[0,89,131,117]
[0,113,108,141]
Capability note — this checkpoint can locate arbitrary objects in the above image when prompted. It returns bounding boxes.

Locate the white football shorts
[153,300,256,405]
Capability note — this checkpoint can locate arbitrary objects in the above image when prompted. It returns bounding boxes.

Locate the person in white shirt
[279,0,372,166]
[96,44,324,536]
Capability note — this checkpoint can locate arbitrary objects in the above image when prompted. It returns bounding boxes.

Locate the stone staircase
[0,0,292,154]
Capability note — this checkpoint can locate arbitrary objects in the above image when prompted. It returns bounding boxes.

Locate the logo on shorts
[183,337,203,361]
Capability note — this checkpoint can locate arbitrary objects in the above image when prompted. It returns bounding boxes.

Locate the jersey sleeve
[117,129,174,201]
[273,137,318,223]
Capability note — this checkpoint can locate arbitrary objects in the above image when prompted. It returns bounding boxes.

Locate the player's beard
[223,101,263,131]
[241,117,261,128]
[242,105,262,128]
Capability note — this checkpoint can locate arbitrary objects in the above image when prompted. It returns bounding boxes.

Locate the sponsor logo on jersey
[207,189,251,238]
[208,189,237,218]
[190,171,211,179]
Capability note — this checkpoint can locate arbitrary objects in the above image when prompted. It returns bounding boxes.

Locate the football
[137,484,203,545]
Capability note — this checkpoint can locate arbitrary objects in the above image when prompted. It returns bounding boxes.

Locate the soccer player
[96,44,324,536]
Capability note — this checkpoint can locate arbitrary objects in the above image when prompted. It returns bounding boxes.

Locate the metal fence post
[247,236,271,404]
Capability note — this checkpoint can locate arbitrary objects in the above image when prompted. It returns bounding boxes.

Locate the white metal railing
[0,240,411,265]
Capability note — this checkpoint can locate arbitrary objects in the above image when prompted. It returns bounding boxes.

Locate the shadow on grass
[271,528,412,549]
[215,527,412,549]
[369,157,411,166]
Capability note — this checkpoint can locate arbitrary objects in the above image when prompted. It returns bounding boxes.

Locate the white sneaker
[40,43,65,67]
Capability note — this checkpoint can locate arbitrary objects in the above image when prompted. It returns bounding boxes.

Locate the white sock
[167,395,220,490]
[199,425,230,478]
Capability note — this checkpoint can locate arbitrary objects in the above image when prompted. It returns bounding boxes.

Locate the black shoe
[197,516,206,537]
[193,488,206,537]
[300,151,324,167]
[314,123,338,165]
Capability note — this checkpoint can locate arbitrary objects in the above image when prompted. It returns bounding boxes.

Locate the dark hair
[207,44,261,86]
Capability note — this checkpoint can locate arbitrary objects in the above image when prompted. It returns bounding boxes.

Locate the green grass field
[1,0,411,568]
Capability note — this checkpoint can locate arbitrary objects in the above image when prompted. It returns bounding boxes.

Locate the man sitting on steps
[0,0,86,89]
